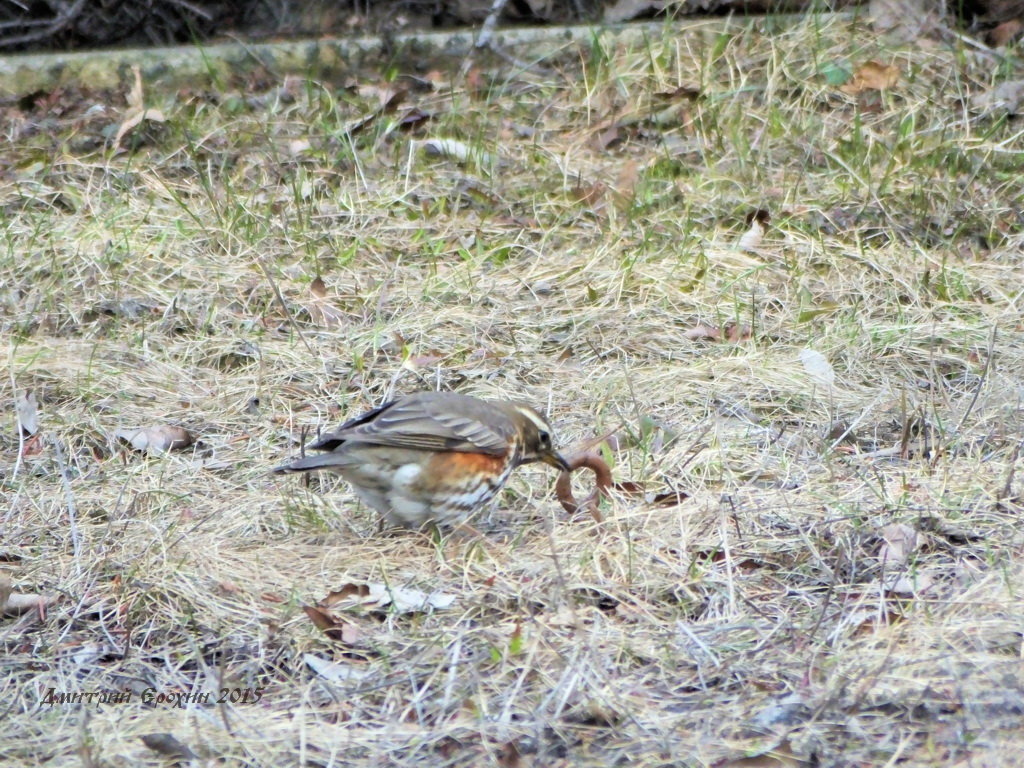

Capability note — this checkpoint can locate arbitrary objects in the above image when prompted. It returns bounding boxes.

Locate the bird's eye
[538,431,551,448]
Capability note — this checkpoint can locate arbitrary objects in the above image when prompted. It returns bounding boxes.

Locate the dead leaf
[302,605,363,644]
[304,653,371,683]
[884,571,936,596]
[970,79,1024,116]
[114,66,166,145]
[654,85,701,102]
[839,61,900,94]
[685,323,751,343]
[613,159,639,207]
[593,123,624,150]
[114,425,194,454]
[496,739,523,768]
[397,107,432,132]
[722,738,804,767]
[320,583,455,613]
[878,522,919,565]
[989,19,1024,47]
[307,276,345,328]
[571,180,608,215]
[738,209,770,252]
[347,88,407,135]
[799,348,835,388]
[15,390,38,437]
[404,351,447,369]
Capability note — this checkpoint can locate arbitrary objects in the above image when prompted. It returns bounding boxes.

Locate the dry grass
[3,13,1024,767]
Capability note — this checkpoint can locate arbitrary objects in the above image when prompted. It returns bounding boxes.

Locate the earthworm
[555,451,612,523]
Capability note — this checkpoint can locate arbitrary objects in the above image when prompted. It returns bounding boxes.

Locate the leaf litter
[4,13,1024,768]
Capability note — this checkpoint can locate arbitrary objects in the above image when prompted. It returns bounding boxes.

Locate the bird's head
[509,404,569,471]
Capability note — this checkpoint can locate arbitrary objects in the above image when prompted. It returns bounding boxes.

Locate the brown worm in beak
[554,451,613,523]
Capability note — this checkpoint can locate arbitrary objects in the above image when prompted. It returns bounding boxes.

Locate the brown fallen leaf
[307,276,345,328]
[397,106,432,132]
[593,123,625,151]
[302,604,363,644]
[114,425,194,454]
[613,159,639,208]
[989,19,1024,47]
[840,61,900,94]
[612,480,688,507]
[114,66,166,145]
[570,180,608,215]
[404,351,447,369]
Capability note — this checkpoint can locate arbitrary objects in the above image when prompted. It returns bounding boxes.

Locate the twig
[474,0,511,51]
[49,436,83,576]
[997,438,1023,503]
[253,255,316,357]
[955,326,995,434]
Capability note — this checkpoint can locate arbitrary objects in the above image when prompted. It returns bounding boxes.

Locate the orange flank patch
[424,451,507,482]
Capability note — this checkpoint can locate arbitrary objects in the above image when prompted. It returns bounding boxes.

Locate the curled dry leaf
[737,209,771,252]
[302,604,363,644]
[114,66,166,145]
[115,425,195,454]
[839,61,900,94]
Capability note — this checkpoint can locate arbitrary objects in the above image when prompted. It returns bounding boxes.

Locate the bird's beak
[540,450,571,472]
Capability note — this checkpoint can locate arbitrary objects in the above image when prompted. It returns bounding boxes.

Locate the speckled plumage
[275,392,567,528]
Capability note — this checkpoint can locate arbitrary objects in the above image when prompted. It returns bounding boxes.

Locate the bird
[274,391,569,528]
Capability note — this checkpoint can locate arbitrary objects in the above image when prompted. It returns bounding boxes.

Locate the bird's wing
[308,393,512,456]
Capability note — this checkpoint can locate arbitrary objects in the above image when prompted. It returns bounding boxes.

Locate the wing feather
[308,392,512,456]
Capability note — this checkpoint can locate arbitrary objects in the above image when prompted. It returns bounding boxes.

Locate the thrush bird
[274,391,569,528]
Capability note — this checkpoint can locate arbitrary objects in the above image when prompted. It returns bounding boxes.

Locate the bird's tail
[273,453,350,474]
